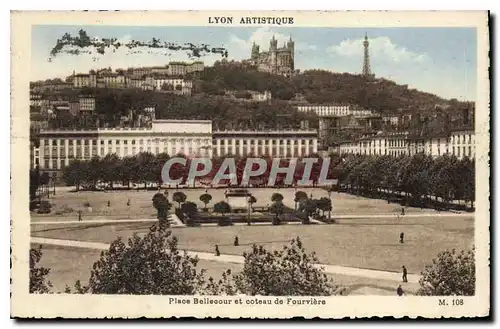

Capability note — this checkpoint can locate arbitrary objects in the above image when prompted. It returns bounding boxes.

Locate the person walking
[399,232,405,244]
[234,236,239,246]
[402,266,408,283]
[397,285,404,296]
[78,210,82,222]
[215,244,220,257]
[401,207,405,216]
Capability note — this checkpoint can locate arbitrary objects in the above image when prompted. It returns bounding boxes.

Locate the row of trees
[61,153,334,191]
[62,151,474,208]
[336,154,475,208]
[30,226,475,296]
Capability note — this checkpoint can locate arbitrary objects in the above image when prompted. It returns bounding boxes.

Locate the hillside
[191,61,466,114]
[39,62,472,130]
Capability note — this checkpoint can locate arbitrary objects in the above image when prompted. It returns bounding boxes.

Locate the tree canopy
[418,248,475,296]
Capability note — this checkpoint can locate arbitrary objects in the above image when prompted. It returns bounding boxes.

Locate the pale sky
[31,26,477,101]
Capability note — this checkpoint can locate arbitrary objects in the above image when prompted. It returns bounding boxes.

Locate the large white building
[35,120,213,170]
[337,128,475,159]
[33,120,319,171]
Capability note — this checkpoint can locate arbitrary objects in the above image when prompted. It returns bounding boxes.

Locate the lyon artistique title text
[208,16,294,25]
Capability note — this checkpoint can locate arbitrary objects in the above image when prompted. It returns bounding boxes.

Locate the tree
[271,193,284,203]
[152,193,171,226]
[161,83,174,91]
[269,201,285,225]
[181,201,198,219]
[29,167,40,202]
[299,198,317,217]
[294,191,308,210]
[199,193,212,211]
[100,153,120,189]
[298,198,317,224]
[62,159,86,191]
[248,195,257,208]
[317,197,332,218]
[30,246,53,293]
[213,201,231,216]
[418,248,475,296]
[231,237,339,296]
[172,191,187,209]
[83,226,207,294]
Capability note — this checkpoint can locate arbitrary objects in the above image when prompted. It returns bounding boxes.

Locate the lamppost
[52,173,56,196]
[327,186,333,221]
[246,194,252,226]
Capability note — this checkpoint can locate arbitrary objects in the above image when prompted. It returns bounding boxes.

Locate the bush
[81,226,207,294]
[175,208,187,224]
[30,246,53,293]
[231,237,340,296]
[37,201,52,214]
[217,216,232,226]
[185,218,200,227]
[418,248,475,296]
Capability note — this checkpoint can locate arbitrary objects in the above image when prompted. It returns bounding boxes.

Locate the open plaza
[30,187,474,296]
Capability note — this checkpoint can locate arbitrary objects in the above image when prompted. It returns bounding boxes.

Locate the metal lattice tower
[362,33,372,76]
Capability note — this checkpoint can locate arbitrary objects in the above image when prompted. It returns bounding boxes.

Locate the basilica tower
[287,36,295,71]
[270,35,278,73]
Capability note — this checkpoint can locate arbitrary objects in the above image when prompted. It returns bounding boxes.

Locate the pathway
[31,237,421,284]
[31,212,473,226]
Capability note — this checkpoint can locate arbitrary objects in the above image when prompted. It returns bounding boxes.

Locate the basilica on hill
[248,35,295,77]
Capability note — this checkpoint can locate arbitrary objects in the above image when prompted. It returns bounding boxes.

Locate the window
[108,140,112,145]
[132,140,136,145]
[116,140,120,145]
[124,140,128,145]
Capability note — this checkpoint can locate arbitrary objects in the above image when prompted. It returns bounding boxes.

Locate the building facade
[249,36,294,76]
[337,129,475,160]
[34,120,214,171]
[33,121,319,171]
[79,97,95,112]
[297,105,374,118]
[212,130,318,158]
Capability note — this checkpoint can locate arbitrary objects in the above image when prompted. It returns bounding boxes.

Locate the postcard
[11,10,490,319]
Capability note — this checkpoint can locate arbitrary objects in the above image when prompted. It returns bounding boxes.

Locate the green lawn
[31,187,440,221]
[32,215,474,275]
[32,244,420,296]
